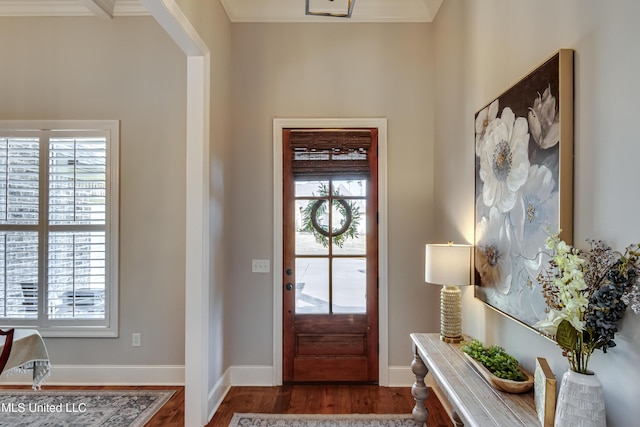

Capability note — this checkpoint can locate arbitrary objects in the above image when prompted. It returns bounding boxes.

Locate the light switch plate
[252,259,270,273]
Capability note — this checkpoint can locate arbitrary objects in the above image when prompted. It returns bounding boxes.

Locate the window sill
[0,324,118,338]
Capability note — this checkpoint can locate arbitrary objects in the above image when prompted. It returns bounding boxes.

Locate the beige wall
[433,1,640,425]
[0,17,187,366]
[228,22,440,367]
[8,5,639,423]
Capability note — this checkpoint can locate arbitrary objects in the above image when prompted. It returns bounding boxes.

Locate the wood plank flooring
[208,385,453,427]
[0,384,452,426]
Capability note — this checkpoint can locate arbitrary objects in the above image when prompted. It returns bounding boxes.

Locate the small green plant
[461,339,527,381]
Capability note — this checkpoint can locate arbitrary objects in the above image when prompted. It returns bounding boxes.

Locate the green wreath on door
[300,183,361,248]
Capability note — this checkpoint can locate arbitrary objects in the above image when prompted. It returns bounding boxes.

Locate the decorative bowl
[464,353,534,394]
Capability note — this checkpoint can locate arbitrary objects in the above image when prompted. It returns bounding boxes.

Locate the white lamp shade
[425,243,471,286]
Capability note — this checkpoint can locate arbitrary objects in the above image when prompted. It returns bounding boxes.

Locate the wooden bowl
[464,353,534,394]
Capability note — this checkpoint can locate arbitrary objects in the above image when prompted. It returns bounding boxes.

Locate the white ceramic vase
[554,370,606,427]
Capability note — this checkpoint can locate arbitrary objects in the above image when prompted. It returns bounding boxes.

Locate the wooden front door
[282,128,378,383]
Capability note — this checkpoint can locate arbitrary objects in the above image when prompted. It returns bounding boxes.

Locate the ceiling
[0,0,147,17]
[0,0,443,22]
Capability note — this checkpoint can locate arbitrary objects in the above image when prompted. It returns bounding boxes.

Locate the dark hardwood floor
[208,385,452,426]
[0,384,451,426]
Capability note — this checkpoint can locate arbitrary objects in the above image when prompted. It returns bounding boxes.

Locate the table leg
[452,410,464,426]
[411,345,429,426]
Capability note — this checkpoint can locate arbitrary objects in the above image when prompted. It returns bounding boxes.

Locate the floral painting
[474,50,574,329]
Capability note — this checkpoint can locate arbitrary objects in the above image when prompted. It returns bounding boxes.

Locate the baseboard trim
[208,368,231,422]
[0,365,185,386]
[229,365,274,386]
[0,364,411,388]
[206,366,273,422]
[387,365,414,387]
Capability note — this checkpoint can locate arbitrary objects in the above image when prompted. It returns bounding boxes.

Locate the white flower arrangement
[535,232,640,373]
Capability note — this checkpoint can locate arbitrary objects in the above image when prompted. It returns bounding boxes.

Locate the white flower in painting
[475,99,499,156]
[475,207,513,294]
[511,165,559,275]
[528,85,559,149]
[479,107,530,213]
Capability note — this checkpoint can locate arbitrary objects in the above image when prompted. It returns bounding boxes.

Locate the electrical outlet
[132,333,141,347]
[252,259,270,273]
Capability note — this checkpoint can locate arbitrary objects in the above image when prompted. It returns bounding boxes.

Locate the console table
[410,333,538,427]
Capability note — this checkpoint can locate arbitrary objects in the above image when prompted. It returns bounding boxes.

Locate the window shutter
[0,136,40,225]
[288,130,373,179]
[48,134,108,319]
[0,121,118,334]
[0,136,40,317]
[49,136,107,225]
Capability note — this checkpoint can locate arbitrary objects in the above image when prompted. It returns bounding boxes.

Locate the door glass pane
[332,258,366,314]
[295,180,328,197]
[296,181,331,254]
[295,257,329,314]
[296,198,329,255]
[332,199,366,255]
[332,179,367,197]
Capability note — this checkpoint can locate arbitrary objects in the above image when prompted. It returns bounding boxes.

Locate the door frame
[272,118,389,386]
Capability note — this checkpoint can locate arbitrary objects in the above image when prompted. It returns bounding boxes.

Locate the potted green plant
[461,339,533,393]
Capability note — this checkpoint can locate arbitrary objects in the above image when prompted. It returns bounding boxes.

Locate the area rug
[229,413,418,427]
[0,389,174,426]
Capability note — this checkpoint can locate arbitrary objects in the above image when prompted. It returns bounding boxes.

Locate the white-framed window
[0,120,119,337]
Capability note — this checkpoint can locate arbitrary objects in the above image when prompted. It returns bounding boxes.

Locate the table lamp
[425,242,472,343]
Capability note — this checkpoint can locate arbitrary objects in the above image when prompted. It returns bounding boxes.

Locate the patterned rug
[0,389,174,426]
[229,413,419,427]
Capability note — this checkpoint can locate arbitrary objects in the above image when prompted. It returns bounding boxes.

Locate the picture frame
[474,49,574,330]
[534,357,557,427]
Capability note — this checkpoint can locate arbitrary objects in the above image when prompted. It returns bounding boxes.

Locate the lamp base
[440,335,463,344]
[440,285,462,343]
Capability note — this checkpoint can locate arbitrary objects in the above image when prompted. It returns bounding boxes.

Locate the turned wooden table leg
[411,345,429,426]
[452,410,464,426]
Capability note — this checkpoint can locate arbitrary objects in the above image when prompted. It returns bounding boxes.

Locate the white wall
[0,17,186,367]
[433,1,640,425]
[175,0,233,404]
[229,22,440,368]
